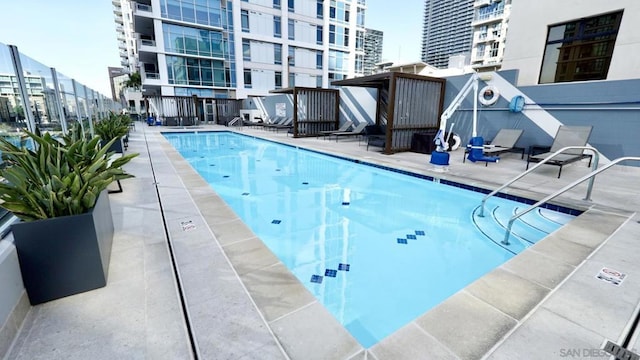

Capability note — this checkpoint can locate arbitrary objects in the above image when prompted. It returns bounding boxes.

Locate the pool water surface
[164,131,574,347]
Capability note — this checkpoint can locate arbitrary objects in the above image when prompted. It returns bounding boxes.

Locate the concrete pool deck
[5,123,640,360]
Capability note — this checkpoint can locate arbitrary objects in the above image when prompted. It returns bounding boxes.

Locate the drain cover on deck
[603,341,639,360]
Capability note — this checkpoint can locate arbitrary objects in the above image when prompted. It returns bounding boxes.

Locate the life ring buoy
[479,85,500,106]
[445,133,461,151]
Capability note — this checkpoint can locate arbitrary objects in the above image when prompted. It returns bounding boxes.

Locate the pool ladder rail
[477,146,640,245]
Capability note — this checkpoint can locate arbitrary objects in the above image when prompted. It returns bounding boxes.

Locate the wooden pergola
[332,72,446,154]
[270,87,340,138]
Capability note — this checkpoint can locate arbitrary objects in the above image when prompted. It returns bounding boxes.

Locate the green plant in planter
[0,129,138,221]
[94,112,131,143]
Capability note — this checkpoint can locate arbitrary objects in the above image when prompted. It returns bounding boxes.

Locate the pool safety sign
[596,267,626,286]
[181,220,196,232]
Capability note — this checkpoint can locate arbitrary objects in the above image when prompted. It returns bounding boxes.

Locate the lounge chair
[318,120,353,138]
[364,124,386,150]
[266,117,294,132]
[327,122,368,142]
[262,117,289,130]
[463,128,524,163]
[526,125,594,178]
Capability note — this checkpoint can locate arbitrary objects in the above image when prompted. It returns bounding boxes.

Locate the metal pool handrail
[502,156,640,245]
[478,146,600,218]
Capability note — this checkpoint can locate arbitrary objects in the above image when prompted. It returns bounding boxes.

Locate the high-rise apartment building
[421,0,474,69]
[363,28,383,75]
[470,0,511,70]
[113,0,367,100]
[113,0,137,72]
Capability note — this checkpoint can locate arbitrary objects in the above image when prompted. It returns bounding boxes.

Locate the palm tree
[124,72,141,89]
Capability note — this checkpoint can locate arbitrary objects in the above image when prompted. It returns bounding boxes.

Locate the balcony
[134,2,153,14]
[137,38,158,53]
[472,11,504,26]
[473,0,491,8]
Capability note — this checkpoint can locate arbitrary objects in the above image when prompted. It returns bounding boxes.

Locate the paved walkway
[6,123,640,359]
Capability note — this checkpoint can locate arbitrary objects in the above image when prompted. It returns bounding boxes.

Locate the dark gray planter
[11,190,114,305]
[102,137,124,154]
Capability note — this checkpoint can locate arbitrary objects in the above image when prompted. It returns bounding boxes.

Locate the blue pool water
[163,131,575,347]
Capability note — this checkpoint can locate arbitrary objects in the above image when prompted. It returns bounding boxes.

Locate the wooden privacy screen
[145,96,242,126]
[332,72,445,154]
[388,75,445,153]
[270,87,340,137]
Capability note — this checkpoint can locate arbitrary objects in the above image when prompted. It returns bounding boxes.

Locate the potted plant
[94,112,131,154]
[0,128,138,304]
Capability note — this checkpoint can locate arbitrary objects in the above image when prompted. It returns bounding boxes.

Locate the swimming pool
[163,131,575,347]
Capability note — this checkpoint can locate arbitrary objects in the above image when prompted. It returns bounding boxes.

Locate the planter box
[11,190,114,305]
[102,137,124,154]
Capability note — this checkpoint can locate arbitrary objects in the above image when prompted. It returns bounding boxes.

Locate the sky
[364,0,424,64]
[0,0,424,97]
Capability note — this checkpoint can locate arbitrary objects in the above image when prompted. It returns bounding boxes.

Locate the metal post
[84,86,95,137]
[50,68,69,134]
[8,45,37,133]
[71,79,86,136]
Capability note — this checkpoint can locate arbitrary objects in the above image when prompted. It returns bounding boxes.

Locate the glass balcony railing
[136,3,152,12]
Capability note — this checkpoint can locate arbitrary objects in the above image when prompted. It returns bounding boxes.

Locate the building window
[329,25,348,47]
[317,0,323,19]
[244,69,252,88]
[275,44,282,64]
[163,23,226,58]
[288,19,295,40]
[317,25,323,44]
[476,44,486,58]
[160,0,222,27]
[356,30,364,50]
[288,0,294,12]
[288,46,295,66]
[329,24,336,44]
[356,7,365,27]
[490,42,499,57]
[273,0,281,9]
[289,73,295,87]
[166,55,229,87]
[355,54,363,73]
[316,51,323,69]
[539,11,623,84]
[316,75,322,88]
[242,39,251,61]
[274,16,281,38]
[241,10,249,32]
[275,71,282,88]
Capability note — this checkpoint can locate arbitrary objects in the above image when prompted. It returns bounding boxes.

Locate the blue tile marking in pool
[338,263,350,271]
[415,230,425,236]
[325,269,337,277]
[163,131,579,349]
[242,193,250,196]
[302,182,309,185]
[271,220,281,224]
[342,202,350,206]
[310,275,323,283]
[223,175,229,178]
[407,234,417,240]
[397,238,408,244]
